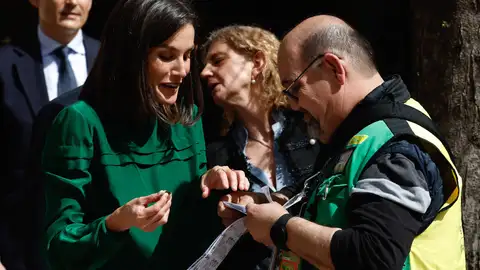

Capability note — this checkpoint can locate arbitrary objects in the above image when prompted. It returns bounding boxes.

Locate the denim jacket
[230,109,294,192]
[207,108,321,191]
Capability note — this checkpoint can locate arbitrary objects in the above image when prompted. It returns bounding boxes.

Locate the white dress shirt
[37,26,88,101]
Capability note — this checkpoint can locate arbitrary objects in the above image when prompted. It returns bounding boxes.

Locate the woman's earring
[251,79,256,84]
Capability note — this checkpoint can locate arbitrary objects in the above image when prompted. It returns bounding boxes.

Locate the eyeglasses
[282,53,325,101]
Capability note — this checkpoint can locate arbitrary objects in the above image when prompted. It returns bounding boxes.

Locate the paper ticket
[188,217,247,270]
[222,201,247,214]
[189,186,309,270]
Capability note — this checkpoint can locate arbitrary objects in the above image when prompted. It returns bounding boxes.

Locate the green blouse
[42,100,222,270]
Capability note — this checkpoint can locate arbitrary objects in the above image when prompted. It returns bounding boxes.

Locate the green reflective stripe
[306,120,395,228]
[299,120,396,270]
[345,121,394,194]
[403,255,411,270]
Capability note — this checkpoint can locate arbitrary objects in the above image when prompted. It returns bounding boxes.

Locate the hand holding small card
[222,201,247,215]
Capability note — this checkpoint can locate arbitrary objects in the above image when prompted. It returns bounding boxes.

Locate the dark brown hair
[81,0,203,126]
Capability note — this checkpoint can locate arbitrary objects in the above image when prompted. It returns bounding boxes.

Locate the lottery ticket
[187,217,247,270]
[222,201,247,214]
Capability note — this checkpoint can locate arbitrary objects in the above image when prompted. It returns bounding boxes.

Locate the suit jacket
[0,32,99,270]
[28,87,83,270]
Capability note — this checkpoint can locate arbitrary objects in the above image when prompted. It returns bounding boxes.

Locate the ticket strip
[188,174,321,270]
[187,217,247,270]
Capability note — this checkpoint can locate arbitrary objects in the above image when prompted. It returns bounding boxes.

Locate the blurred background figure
[0,0,98,269]
[200,25,322,269]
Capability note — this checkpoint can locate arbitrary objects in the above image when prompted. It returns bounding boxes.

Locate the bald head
[280,15,377,76]
[285,15,348,41]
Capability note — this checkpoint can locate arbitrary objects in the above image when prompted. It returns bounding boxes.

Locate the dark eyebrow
[206,52,227,62]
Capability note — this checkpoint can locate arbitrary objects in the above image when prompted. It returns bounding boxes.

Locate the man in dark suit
[0,0,99,269]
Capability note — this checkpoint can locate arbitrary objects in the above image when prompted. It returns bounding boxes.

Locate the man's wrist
[270,213,294,250]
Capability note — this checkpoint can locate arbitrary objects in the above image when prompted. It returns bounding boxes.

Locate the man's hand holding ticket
[222,201,247,215]
[218,192,260,227]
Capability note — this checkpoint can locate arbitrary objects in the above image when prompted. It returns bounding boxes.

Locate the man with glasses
[240,15,466,270]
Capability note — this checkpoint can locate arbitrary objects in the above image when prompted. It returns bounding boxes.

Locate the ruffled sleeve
[42,104,128,270]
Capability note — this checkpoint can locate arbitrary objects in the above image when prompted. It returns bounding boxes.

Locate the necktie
[53,46,77,96]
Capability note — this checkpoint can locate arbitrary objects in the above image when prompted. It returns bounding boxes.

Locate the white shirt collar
[38,25,86,56]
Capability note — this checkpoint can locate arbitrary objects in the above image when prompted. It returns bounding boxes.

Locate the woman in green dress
[40,0,242,269]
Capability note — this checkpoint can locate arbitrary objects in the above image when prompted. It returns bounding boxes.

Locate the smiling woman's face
[146,24,195,105]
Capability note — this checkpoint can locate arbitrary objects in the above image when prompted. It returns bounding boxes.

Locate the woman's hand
[106,190,172,232]
[200,166,250,198]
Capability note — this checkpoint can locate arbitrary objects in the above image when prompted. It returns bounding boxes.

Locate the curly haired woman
[201,25,323,270]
